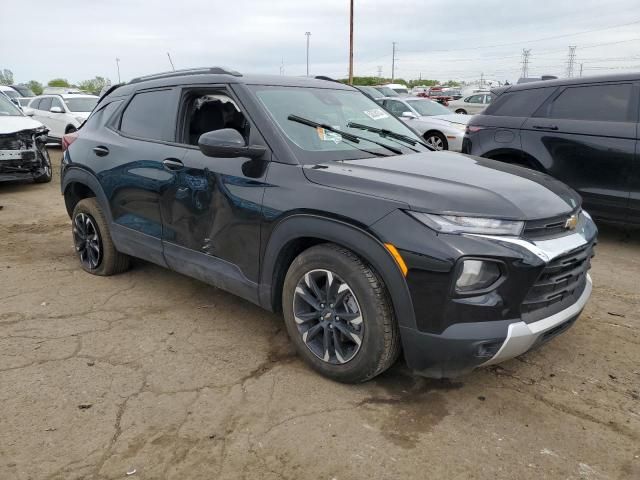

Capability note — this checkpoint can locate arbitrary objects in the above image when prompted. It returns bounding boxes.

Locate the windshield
[0,94,23,116]
[392,88,409,95]
[252,86,428,163]
[407,99,451,116]
[64,97,98,112]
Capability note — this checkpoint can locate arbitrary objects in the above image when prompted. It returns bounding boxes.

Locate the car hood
[72,111,91,120]
[423,113,470,126]
[0,116,46,135]
[303,151,580,220]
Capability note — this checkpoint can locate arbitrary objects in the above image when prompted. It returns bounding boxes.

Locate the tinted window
[83,101,123,131]
[544,84,632,122]
[467,95,484,104]
[485,87,555,117]
[64,97,98,112]
[39,97,52,111]
[120,89,174,140]
[29,98,41,109]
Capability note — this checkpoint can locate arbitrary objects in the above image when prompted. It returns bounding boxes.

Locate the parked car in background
[10,84,35,97]
[0,93,51,183]
[373,86,399,97]
[60,67,596,382]
[0,85,21,105]
[42,86,83,95]
[448,92,493,114]
[443,88,463,100]
[426,87,453,105]
[378,96,470,151]
[26,94,99,141]
[382,83,409,95]
[354,85,385,100]
[463,73,640,225]
[17,98,32,108]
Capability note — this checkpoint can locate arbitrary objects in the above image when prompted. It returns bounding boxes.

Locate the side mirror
[24,109,34,116]
[50,106,64,113]
[401,111,418,119]
[198,128,266,159]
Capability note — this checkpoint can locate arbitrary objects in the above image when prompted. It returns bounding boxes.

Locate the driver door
[159,86,271,299]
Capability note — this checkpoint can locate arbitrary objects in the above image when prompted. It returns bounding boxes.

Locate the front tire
[424,131,448,151]
[282,243,400,383]
[33,147,52,183]
[455,109,467,115]
[71,198,130,276]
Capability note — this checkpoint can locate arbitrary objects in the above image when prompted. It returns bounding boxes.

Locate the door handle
[162,158,184,170]
[92,146,110,157]
[532,125,558,131]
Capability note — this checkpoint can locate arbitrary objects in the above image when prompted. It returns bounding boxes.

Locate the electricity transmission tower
[566,46,577,78]
[520,49,531,79]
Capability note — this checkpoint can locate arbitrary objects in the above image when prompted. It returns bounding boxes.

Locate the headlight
[456,260,501,292]
[408,212,524,236]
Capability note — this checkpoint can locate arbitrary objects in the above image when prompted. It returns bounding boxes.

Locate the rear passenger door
[103,88,187,266]
[521,82,637,222]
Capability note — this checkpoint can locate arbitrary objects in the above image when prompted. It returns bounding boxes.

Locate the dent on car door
[159,87,270,292]
[103,88,186,266]
[521,83,636,222]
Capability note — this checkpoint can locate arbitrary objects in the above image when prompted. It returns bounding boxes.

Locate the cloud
[2,0,639,84]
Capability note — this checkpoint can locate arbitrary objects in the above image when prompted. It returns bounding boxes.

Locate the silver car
[378,96,469,151]
[447,92,493,115]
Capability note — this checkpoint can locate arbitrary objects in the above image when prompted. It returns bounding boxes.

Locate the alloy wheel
[425,135,444,151]
[293,269,364,364]
[73,213,102,270]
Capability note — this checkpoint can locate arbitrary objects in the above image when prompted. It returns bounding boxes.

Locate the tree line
[339,76,462,88]
[0,69,111,95]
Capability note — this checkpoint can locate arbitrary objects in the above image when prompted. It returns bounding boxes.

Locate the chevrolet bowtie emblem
[565,214,578,230]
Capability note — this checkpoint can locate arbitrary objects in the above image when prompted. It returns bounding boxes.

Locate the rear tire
[71,198,130,276]
[282,243,400,383]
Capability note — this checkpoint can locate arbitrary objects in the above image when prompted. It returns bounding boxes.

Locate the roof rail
[129,67,242,84]
[314,75,343,84]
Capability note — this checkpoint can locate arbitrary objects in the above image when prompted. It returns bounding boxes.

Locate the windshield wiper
[287,114,403,155]
[346,122,432,152]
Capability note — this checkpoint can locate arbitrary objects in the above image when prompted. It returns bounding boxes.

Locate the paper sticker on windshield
[316,127,342,144]
[363,108,389,121]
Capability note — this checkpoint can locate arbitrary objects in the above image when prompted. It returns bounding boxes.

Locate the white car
[378,96,469,151]
[25,94,98,141]
[0,85,21,105]
[447,92,493,115]
[382,83,410,95]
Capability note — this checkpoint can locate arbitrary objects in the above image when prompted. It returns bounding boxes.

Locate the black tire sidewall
[425,132,448,151]
[72,198,123,276]
[33,148,52,183]
[282,245,393,383]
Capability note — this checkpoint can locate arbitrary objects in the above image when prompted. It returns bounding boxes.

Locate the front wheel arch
[259,214,417,331]
[423,130,448,151]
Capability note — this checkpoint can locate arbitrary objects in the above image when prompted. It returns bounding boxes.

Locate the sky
[2,0,640,86]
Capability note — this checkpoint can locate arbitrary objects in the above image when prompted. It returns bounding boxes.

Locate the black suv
[60,67,597,382]
[462,73,640,225]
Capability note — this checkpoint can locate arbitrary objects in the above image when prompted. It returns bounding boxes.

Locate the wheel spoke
[304,273,324,301]
[302,323,323,344]
[295,285,321,310]
[322,326,331,362]
[294,311,320,325]
[334,322,362,347]
[337,311,362,325]
[332,329,347,364]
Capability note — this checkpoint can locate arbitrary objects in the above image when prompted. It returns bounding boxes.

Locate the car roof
[33,93,98,99]
[0,85,17,91]
[498,72,640,94]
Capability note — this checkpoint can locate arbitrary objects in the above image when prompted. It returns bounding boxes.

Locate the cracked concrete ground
[0,148,638,480]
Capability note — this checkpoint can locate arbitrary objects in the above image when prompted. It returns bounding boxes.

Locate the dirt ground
[0,148,638,480]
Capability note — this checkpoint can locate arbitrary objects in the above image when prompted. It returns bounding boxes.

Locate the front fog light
[456,260,501,292]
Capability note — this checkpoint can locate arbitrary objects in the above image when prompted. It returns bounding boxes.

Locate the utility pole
[279,58,285,76]
[167,52,175,71]
[348,0,354,85]
[377,66,383,78]
[566,46,577,78]
[115,57,121,83]
[305,32,311,76]
[580,63,584,77]
[480,72,484,88]
[391,42,397,82]
[520,49,531,79]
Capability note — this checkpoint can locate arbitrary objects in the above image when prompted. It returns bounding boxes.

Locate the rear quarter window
[83,100,123,132]
[484,87,556,117]
[119,89,175,141]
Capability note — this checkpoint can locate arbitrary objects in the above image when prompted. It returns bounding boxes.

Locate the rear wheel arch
[259,214,417,330]
[62,169,112,223]
[484,149,542,170]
